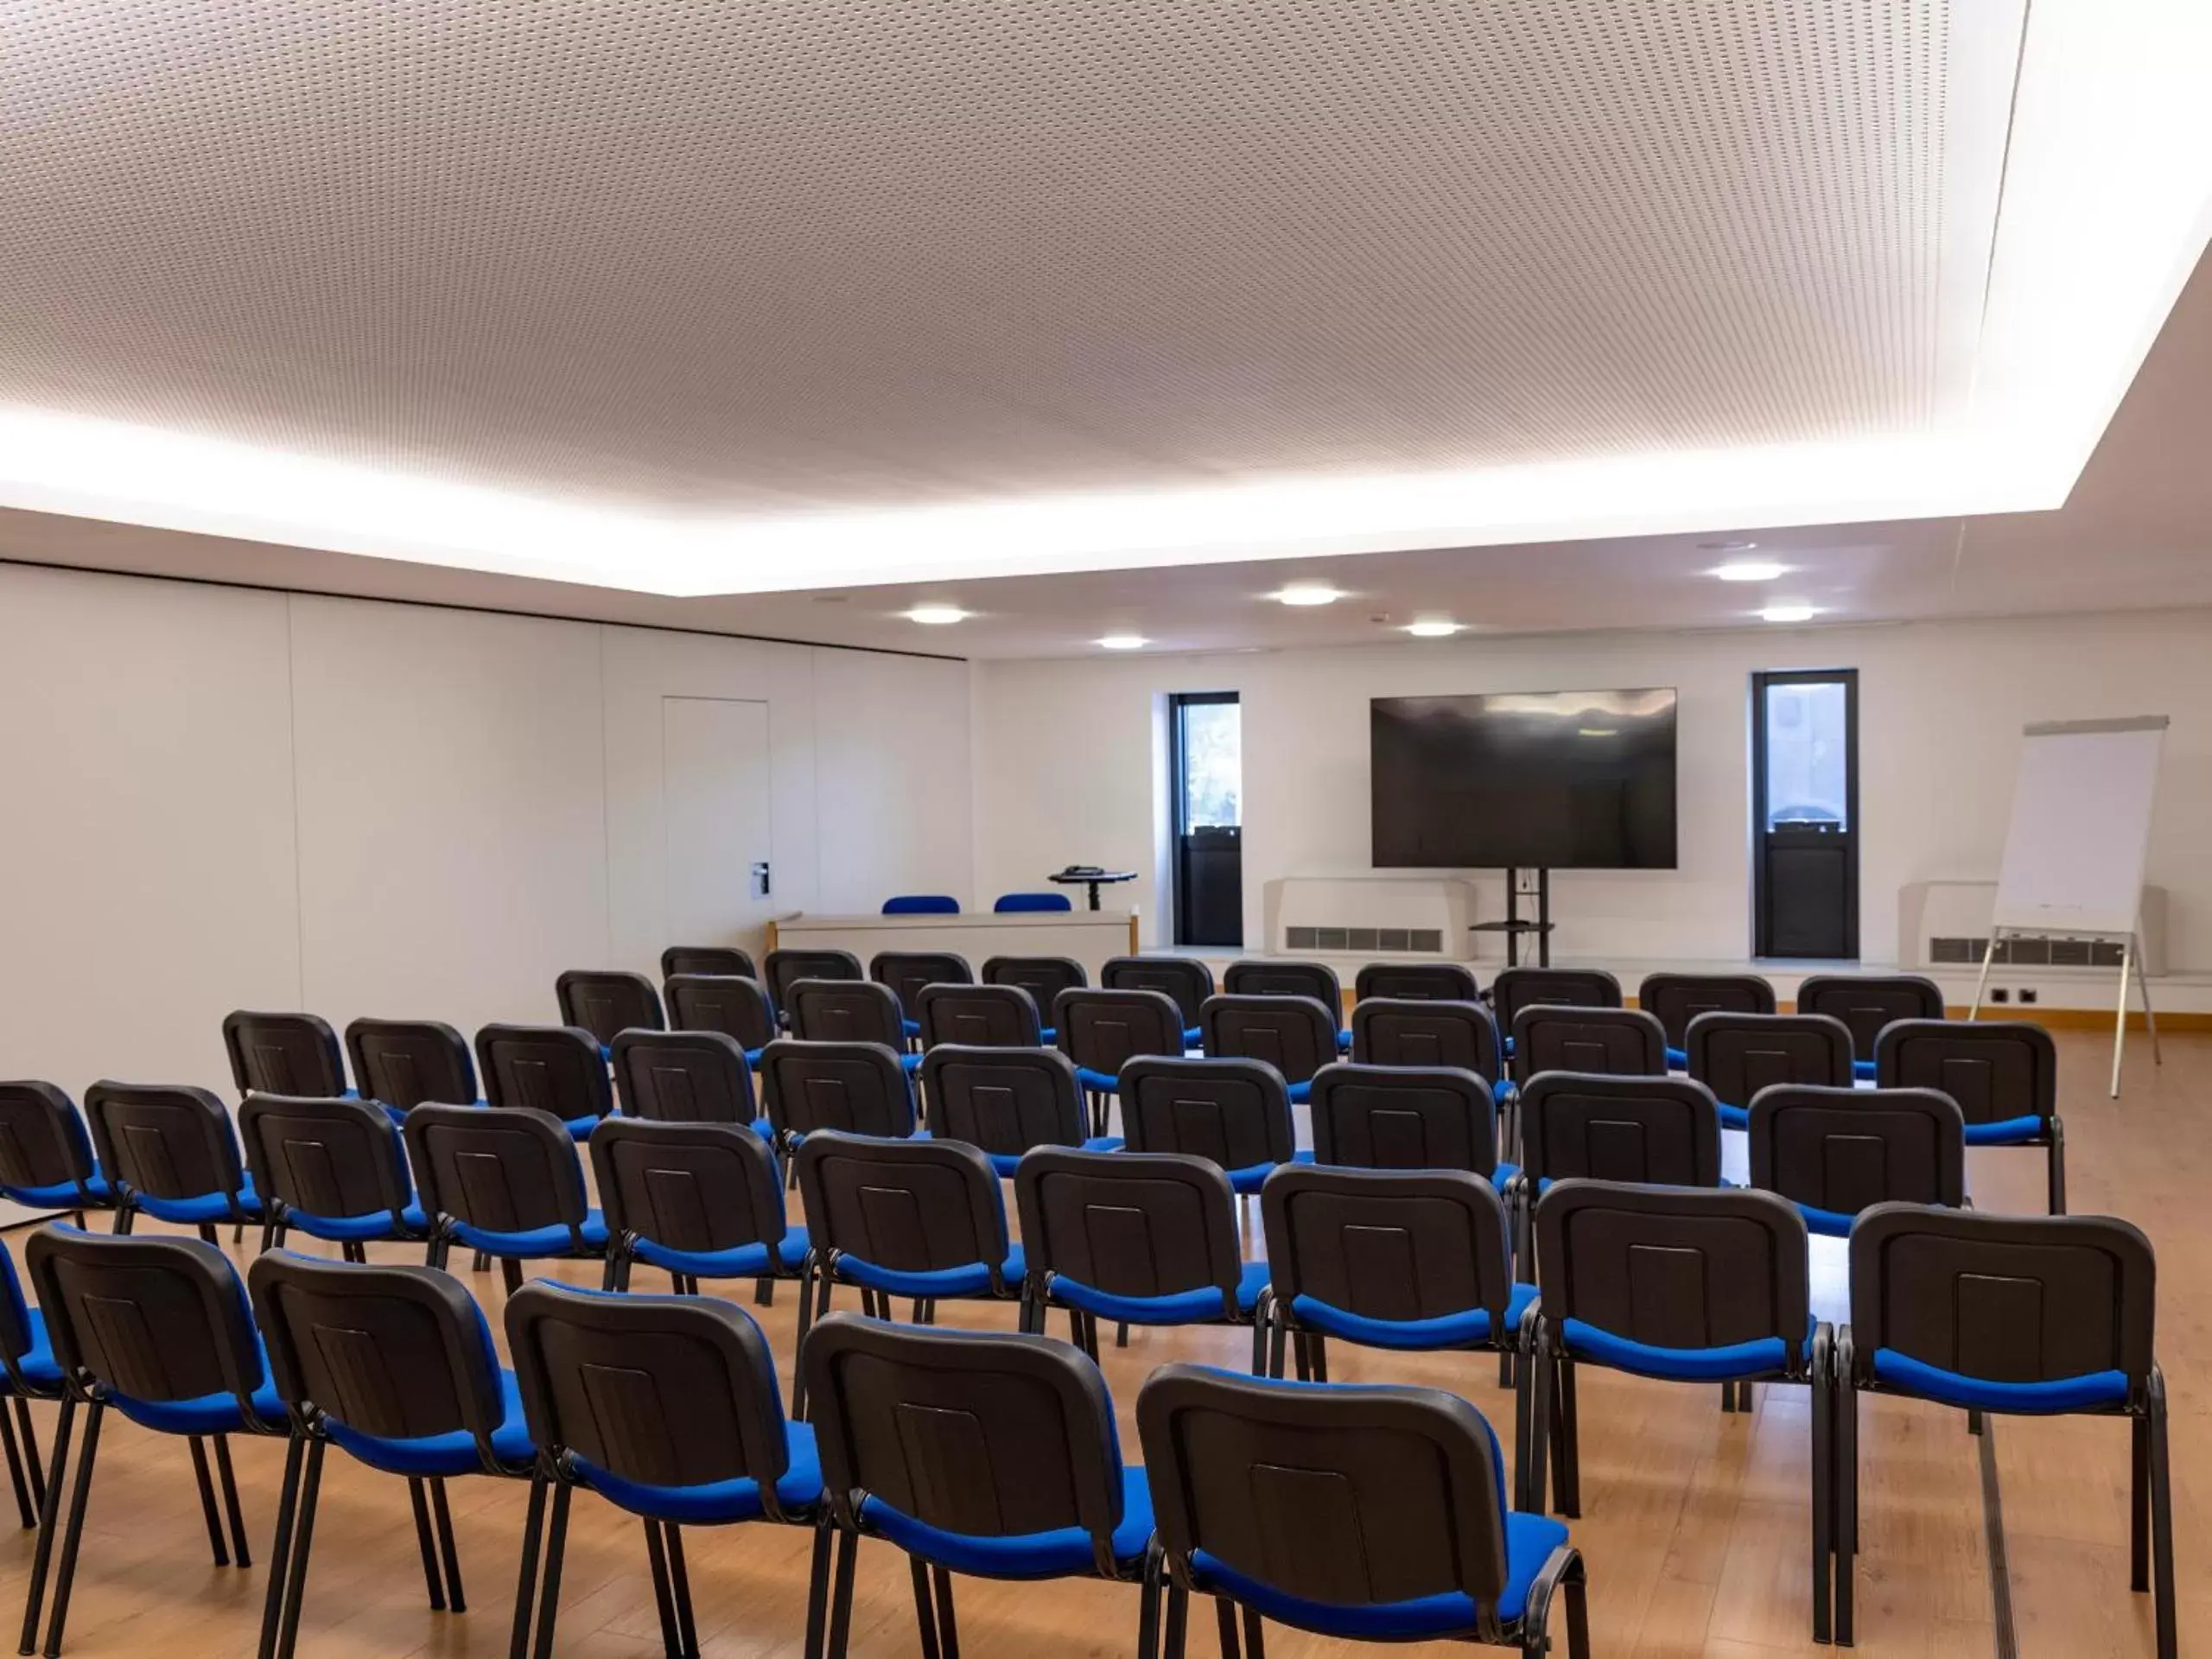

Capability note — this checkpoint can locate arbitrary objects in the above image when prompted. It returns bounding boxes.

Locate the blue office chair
[222,1011,353,1101]
[1747,1084,1964,1237]
[995,892,1072,912]
[921,1046,1122,1175]
[0,1248,60,1531]
[343,1018,481,1125]
[402,1104,607,1293]
[1875,1019,2065,1212]
[883,893,961,914]
[476,1023,615,1143]
[0,1084,114,1226]
[1052,987,1190,1137]
[1684,1010,1853,1129]
[82,1083,264,1239]
[238,1093,432,1258]
[1116,1056,1312,1197]
[590,1117,806,1300]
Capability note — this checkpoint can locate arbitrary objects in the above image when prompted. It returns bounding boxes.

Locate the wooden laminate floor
[3,1032,2203,1657]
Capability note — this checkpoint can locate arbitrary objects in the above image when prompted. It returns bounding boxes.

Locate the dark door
[1173,693,1243,948]
[1752,670,1859,959]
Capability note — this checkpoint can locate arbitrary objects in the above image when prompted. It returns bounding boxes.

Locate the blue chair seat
[1181,1027,1201,1047]
[1190,1510,1569,1632]
[902,1020,922,1039]
[1049,1260,1270,1325]
[576,1420,824,1523]
[1,1170,114,1210]
[111,1343,288,1436]
[1290,1282,1538,1351]
[1489,1160,1519,1192]
[283,1201,432,1243]
[986,1137,1121,1179]
[6,1309,64,1393]
[1870,1348,2128,1414]
[450,1211,610,1259]
[1074,1067,1121,1094]
[1853,1058,1878,1081]
[900,1053,925,1075]
[325,1367,537,1477]
[563,1114,607,1141]
[1336,1030,1354,1053]
[1561,1316,1815,1382]
[1794,1203,1865,1239]
[632,1229,810,1279]
[1287,1081,1312,1106]
[1492,1077,1516,1106]
[1039,1027,1058,1044]
[1664,1046,1689,1071]
[1227,1149,1315,1197]
[1715,1102,1750,1130]
[863,1462,1153,1579]
[136,1177,264,1225]
[833,1243,1026,1300]
[1962,1115,2047,1146]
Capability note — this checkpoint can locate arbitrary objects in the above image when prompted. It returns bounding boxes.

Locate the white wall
[970,609,2212,973]
[0,563,972,1097]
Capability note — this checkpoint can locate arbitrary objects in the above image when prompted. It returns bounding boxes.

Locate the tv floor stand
[1470,867,1554,968]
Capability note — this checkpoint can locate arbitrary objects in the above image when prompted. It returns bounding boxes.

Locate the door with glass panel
[1172,692,1243,948]
[1751,670,1858,959]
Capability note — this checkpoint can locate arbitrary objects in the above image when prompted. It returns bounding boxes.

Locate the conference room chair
[1796,973,1945,1071]
[1510,1004,1667,1082]
[1308,1063,1515,1190]
[1137,1363,1586,1657]
[1198,994,1338,1103]
[1683,1009,1854,1129]
[916,982,1046,1049]
[1836,1206,2171,1653]
[608,1026,772,1141]
[1510,1072,1724,1265]
[221,1010,349,1100]
[995,891,1072,912]
[1747,1084,1965,1238]
[1118,1055,1312,1201]
[1876,1017,2066,1212]
[1225,958,1351,1051]
[757,1039,925,1172]
[246,1253,537,1658]
[1014,1147,1268,1367]
[1636,971,1776,1061]
[401,1104,607,1292]
[1258,1165,1535,1395]
[0,1248,58,1531]
[790,1132,1025,1410]
[919,1046,1122,1176]
[986,952,1090,1007]
[1103,954,1215,1034]
[81,1082,263,1240]
[786,978,926,1079]
[237,1093,430,1258]
[19,1229,284,1657]
[870,949,974,1039]
[1053,985,1190,1136]
[1354,961,1481,1002]
[590,1117,806,1300]
[802,1314,1158,1659]
[660,943,756,982]
[664,972,779,1060]
[554,968,664,1052]
[763,946,865,1019]
[1348,996,1508,1109]
[505,1282,825,1659]
[882,893,961,913]
[0,1083,113,1224]
[475,1022,616,1143]
[343,1016,480,1123]
[1489,968,1622,1039]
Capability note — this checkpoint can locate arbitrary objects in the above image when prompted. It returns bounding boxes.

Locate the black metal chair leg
[429,1478,465,1612]
[802,1520,834,1659]
[18,1395,76,1656]
[1811,1342,1833,1643]
[1164,1580,1189,1659]
[666,1524,698,1657]
[408,1478,446,1611]
[257,1435,304,1659]
[472,1249,491,1272]
[1526,1331,1551,1518]
[41,1400,106,1659]
[1564,1557,1592,1657]
[2048,1122,2067,1216]
[197,1223,219,1245]
[1835,1348,1857,1647]
[1308,1334,1328,1383]
[1212,1594,1241,1658]
[272,1438,326,1659]
[508,1473,548,1659]
[213,1434,251,1568]
[825,1528,859,1659]
[0,1398,33,1529]
[188,1435,231,1567]
[644,1518,680,1656]
[1554,1356,1581,1517]
[755,1276,774,1306]
[2150,1370,2176,1659]
[932,1564,959,1659]
[13,1397,43,1514]
[1241,1606,1265,1658]
[908,1557,942,1659]
[531,1483,572,1659]
[2132,1413,2152,1592]
[1137,1548,1164,1659]
[501,1257,524,1295]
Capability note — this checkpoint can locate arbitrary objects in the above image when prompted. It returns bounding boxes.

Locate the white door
[662,696,773,944]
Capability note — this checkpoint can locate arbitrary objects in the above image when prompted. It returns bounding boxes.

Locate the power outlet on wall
[1990,987,2011,1003]
[2018,988,2038,1004]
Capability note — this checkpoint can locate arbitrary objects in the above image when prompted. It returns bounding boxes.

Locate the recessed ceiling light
[1759,602,1818,624]
[904,603,969,625]
[1274,582,1344,607]
[1096,632,1148,651]
[1402,618,1461,638]
[1713,560,1788,582]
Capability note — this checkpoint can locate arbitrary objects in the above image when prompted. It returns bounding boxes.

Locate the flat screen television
[1370,689,1679,869]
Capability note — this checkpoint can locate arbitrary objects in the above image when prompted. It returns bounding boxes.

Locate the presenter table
[767,907,1140,978]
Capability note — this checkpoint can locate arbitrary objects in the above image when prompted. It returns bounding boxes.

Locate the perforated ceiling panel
[1,1,1972,514]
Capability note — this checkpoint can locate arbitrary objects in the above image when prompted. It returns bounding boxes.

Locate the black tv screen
[1370,689,1679,869]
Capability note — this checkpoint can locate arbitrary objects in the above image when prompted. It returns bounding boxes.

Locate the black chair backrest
[0,1082,102,1200]
[609,1028,760,1124]
[556,969,665,1047]
[1491,967,1622,1030]
[0,1248,44,1393]
[870,951,975,1020]
[764,948,865,1014]
[1261,1165,1514,1325]
[1874,1019,2056,1129]
[1796,974,1944,1058]
[787,979,908,1048]
[1102,957,1215,1028]
[920,1046,1088,1163]
[1016,1149,1243,1310]
[590,1118,788,1258]
[1849,1205,2155,1388]
[345,1018,479,1113]
[507,1281,796,1508]
[222,1011,346,1099]
[82,1082,247,1205]
[1353,962,1479,1003]
[1349,998,1502,1082]
[238,1093,415,1222]
[476,1023,613,1125]
[802,1314,1124,1558]
[1685,1011,1853,1109]
[1511,1004,1667,1079]
[1749,1085,1965,1221]
[26,1229,264,1408]
[1307,1064,1500,1177]
[1052,988,1186,1075]
[1637,973,1776,1049]
[664,975,779,1053]
[250,1253,505,1446]
[917,983,1043,1050]
[402,1103,590,1236]
[758,1039,917,1141]
[1116,1056,1296,1173]
[1533,1179,1809,1352]
[1138,1364,1514,1614]
[984,956,1090,1005]
[795,1131,1009,1280]
[1516,1073,1722,1189]
[662,945,756,982]
[1199,994,1337,1085]
[1224,959,1343,1014]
